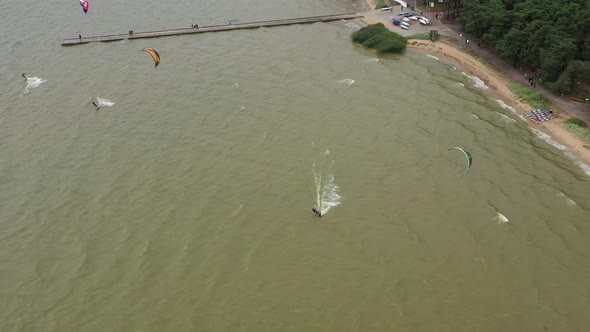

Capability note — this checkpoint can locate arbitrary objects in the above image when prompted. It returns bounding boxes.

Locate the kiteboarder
[92,101,101,110]
[312,208,322,217]
[22,73,28,81]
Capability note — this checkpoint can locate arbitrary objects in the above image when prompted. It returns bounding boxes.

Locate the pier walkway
[62,13,362,46]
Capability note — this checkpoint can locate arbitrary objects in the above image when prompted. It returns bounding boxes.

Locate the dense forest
[445,0,590,95]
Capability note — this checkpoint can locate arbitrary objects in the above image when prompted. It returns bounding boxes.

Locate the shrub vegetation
[375,0,388,9]
[351,23,407,54]
[565,118,588,128]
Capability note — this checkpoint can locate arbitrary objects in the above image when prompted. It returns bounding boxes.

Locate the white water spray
[23,76,46,93]
[312,149,341,216]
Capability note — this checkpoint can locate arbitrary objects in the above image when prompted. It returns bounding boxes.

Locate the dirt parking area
[360,8,435,37]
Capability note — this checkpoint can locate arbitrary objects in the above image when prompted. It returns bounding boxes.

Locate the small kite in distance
[143,48,161,67]
[448,146,472,176]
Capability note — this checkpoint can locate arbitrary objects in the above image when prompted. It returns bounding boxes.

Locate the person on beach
[312,208,322,217]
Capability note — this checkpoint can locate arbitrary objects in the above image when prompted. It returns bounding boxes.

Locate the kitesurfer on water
[92,101,101,110]
[312,208,322,217]
[22,73,28,81]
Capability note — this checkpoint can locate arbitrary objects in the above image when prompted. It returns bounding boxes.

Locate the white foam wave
[495,99,526,121]
[556,192,576,206]
[496,112,516,124]
[530,129,590,176]
[493,99,589,176]
[530,128,567,151]
[471,113,479,119]
[364,58,380,63]
[337,78,355,86]
[462,72,489,89]
[457,82,465,87]
[343,21,361,30]
[426,54,439,61]
[493,212,509,223]
[564,151,590,176]
[495,99,516,113]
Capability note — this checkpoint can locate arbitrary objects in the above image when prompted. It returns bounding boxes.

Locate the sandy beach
[361,0,590,171]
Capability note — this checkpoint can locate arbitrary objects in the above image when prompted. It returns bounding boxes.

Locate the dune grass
[508,83,549,109]
[351,23,407,54]
[565,122,590,143]
[405,33,430,41]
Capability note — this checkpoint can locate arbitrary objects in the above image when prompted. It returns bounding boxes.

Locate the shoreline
[360,1,590,175]
[405,39,590,174]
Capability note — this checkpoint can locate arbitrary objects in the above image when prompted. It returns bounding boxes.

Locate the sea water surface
[1,0,590,331]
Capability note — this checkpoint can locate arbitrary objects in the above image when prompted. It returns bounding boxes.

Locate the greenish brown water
[1,0,590,331]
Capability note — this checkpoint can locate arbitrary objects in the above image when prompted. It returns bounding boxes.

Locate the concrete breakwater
[62,13,362,46]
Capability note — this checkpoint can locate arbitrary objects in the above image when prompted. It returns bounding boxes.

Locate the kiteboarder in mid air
[312,208,322,217]
[92,101,101,110]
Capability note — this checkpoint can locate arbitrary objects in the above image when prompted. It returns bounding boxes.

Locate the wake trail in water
[23,76,46,94]
[493,211,509,223]
[556,192,576,206]
[337,78,355,86]
[312,149,341,216]
[91,95,115,110]
[97,96,115,107]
